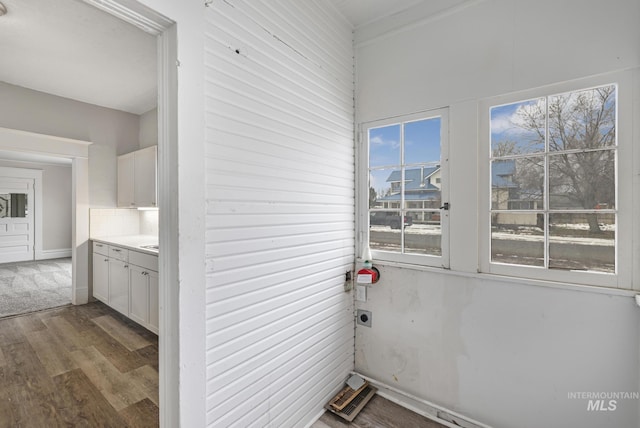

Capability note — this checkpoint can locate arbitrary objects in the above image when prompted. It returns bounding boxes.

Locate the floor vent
[325,383,378,422]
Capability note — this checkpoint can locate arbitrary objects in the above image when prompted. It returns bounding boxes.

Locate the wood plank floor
[0,301,158,428]
[314,395,447,428]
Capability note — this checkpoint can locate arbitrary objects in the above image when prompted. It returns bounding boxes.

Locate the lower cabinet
[129,265,149,326]
[92,241,158,334]
[109,259,130,316]
[93,253,109,302]
[148,270,159,332]
[129,265,159,333]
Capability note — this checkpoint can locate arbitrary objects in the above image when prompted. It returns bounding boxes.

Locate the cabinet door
[134,146,157,207]
[109,259,129,315]
[117,153,135,207]
[93,252,109,302]
[148,270,159,334]
[129,265,149,326]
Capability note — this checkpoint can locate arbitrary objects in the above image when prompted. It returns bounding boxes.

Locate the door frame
[0,128,90,304]
[81,1,181,426]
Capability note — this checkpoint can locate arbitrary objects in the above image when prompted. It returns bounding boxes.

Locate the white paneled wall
[204,1,355,427]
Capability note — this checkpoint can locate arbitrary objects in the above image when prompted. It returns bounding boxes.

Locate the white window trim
[478,70,634,290]
[358,108,450,268]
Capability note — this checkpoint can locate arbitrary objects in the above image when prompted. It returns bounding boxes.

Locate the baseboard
[36,248,72,260]
[353,372,492,428]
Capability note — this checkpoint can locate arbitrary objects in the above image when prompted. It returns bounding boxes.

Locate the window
[488,84,618,276]
[362,109,449,267]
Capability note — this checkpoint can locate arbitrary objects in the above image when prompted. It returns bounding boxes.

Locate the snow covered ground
[371,224,614,246]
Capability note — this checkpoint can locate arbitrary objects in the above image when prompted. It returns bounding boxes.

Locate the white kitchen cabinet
[129,264,159,334]
[117,146,157,208]
[117,152,135,207]
[134,146,157,207]
[148,270,159,333]
[92,252,109,302]
[92,240,159,334]
[129,264,149,326]
[108,258,130,316]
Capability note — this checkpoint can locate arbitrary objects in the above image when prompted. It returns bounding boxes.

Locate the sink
[140,244,159,250]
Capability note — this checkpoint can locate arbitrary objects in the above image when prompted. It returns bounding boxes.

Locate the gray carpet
[0,257,72,318]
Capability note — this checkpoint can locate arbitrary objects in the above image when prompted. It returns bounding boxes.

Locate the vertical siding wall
[204,1,354,427]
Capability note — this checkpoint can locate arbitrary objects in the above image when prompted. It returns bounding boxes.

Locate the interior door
[0,178,34,263]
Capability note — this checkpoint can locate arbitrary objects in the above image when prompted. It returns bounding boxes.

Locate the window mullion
[400,123,405,253]
[544,96,550,269]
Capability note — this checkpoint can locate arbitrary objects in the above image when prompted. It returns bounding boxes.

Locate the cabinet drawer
[109,245,128,262]
[93,241,109,256]
[129,250,158,272]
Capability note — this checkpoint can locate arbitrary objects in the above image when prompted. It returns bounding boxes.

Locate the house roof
[378,166,441,202]
[386,167,440,191]
[492,159,518,188]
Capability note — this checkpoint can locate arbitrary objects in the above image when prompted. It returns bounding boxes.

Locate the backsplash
[140,210,159,236]
[90,208,158,238]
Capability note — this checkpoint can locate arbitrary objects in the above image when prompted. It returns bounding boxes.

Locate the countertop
[92,235,159,256]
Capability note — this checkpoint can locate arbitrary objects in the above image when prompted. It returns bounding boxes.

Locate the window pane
[370,169,400,209]
[491,98,545,156]
[369,124,400,168]
[549,213,614,273]
[491,157,544,210]
[404,213,441,256]
[403,165,441,210]
[549,85,616,152]
[549,151,615,210]
[370,211,402,252]
[491,212,544,267]
[404,118,440,165]
[0,194,28,218]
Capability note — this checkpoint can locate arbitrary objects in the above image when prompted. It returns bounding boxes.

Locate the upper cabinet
[133,146,157,207]
[117,146,157,208]
[117,152,135,207]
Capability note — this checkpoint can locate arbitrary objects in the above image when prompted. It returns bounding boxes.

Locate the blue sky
[490,98,545,155]
[368,117,441,194]
[369,117,441,168]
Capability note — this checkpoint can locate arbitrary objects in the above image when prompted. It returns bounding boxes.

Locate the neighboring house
[376,166,441,222]
[491,159,542,226]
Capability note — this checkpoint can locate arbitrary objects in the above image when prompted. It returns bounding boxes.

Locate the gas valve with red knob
[357,259,380,284]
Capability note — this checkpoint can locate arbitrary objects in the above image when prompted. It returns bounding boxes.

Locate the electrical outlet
[355,285,366,302]
[356,309,372,327]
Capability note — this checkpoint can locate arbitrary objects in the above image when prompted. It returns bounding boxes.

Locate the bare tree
[510,85,616,232]
[369,187,377,208]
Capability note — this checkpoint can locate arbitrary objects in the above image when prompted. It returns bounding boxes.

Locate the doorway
[0,165,74,318]
[0,0,179,424]
[0,174,35,264]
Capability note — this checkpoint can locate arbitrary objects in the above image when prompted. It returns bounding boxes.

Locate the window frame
[358,108,450,268]
[478,71,633,289]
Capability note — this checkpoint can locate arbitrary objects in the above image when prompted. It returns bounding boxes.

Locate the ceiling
[0,0,157,115]
[329,0,426,28]
[328,0,468,30]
